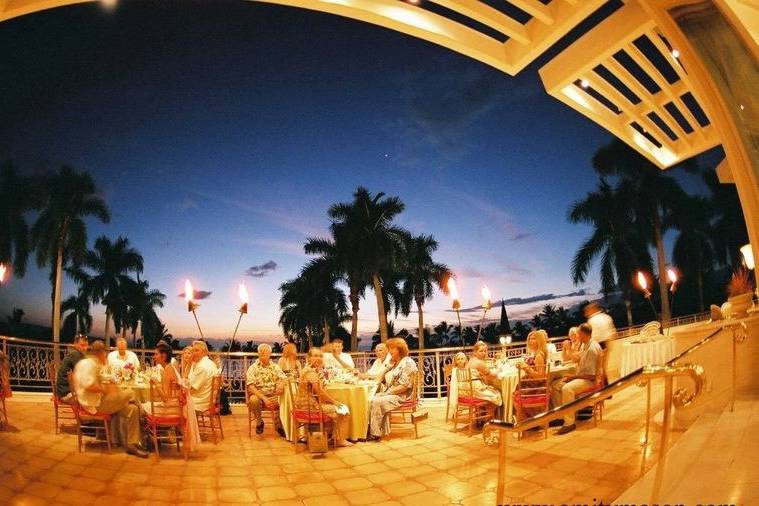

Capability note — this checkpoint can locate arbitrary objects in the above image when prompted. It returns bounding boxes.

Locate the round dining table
[619,337,676,377]
[279,381,378,441]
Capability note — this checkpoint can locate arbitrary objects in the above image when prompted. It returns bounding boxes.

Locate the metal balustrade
[0,311,712,400]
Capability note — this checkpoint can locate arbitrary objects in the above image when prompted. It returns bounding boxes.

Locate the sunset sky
[0,0,719,346]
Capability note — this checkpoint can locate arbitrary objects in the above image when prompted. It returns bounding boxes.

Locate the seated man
[322,338,355,372]
[188,340,219,411]
[107,337,141,371]
[246,343,286,436]
[56,334,89,401]
[551,323,602,435]
[73,340,148,458]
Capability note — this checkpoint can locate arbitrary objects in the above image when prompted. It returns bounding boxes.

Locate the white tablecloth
[620,338,676,377]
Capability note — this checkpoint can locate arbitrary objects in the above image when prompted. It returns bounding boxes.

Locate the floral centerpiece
[121,362,136,382]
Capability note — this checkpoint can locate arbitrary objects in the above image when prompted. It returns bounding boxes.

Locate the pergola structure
[1,0,757,249]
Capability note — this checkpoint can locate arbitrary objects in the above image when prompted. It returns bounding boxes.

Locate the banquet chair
[443,363,454,422]
[513,363,550,439]
[578,350,607,425]
[67,372,112,453]
[388,369,424,439]
[195,375,224,444]
[145,381,187,460]
[244,380,280,437]
[287,380,335,453]
[452,368,497,437]
[47,362,76,434]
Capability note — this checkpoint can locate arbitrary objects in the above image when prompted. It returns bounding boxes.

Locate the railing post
[732,332,737,412]
[434,351,441,399]
[651,375,674,504]
[496,432,507,505]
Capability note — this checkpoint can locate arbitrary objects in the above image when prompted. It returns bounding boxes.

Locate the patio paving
[0,384,680,506]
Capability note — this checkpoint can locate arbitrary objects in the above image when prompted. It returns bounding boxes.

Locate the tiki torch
[667,268,679,316]
[0,263,7,285]
[185,279,205,340]
[447,278,463,334]
[223,281,250,376]
[475,285,492,342]
[637,271,658,324]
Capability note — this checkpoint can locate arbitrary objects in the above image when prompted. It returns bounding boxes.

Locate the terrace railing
[0,310,712,400]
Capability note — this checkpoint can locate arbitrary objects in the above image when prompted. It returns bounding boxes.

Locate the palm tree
[304,236,368,351]
[84,236,143,347]
[61,290,92,336]
[568,178,649,326]
[30,166,110,345]
[592,139,691,323]
[328,187,406,342]
[125,279,166,348]
[0,161,37,277]
[701,169,749,268]
[400,233,452,350]
[672,196,715,312]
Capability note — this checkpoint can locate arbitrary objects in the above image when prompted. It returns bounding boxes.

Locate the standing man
[584,303,616,346]
[551,323,602,435]
[73,340,148,457]
[245,343,286,436]
[107,337,141,371]
[56,334,89,401]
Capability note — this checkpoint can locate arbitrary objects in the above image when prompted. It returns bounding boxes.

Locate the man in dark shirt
[56,334,89,399]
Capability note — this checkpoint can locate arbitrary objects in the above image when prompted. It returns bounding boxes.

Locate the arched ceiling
[0,0,755,170]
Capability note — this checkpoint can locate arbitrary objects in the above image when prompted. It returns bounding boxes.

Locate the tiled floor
[0,385,679,506]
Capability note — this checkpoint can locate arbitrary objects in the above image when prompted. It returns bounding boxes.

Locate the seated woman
[143,343,181,416]
[296,348,352,447]
[453,352,468,369]
[278,343,302,380]
[360,343,390,380]
[513,330,549,421]
[368,338,418,440]
[465,341,503,407]
[180,345,194,378]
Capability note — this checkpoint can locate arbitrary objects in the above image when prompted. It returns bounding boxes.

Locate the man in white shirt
[584,303,617,345]
[322,338,356,372]
[551,323,602,435]
[188,340,219,411]
[107,337,141,371]
[73,340,148,458]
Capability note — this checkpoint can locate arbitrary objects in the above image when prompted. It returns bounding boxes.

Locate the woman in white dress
[465,341,503,406]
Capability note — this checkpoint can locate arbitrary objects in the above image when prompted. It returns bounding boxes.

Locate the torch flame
[446,278,459,299]
[184,279,194,302]
[238,282,249,304]
[667,268,678,284]
[0,263,6,283]
[481,285,491,302]
[637,271,648,291]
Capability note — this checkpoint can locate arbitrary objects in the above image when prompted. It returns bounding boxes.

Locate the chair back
[48,362,58,393]
[515,362,550,406]
[455,367,476,397]
[595,349,607,387]
[66,372,84,421]
[210,375,222,410]
[443,363,454,388]
[289,378,325,432]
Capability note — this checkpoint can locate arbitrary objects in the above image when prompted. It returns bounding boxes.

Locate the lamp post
[447,278,463,342]
[741,244,756,307]
[476,286,492,342]
[637,271,659,325]
[185,279,205,340]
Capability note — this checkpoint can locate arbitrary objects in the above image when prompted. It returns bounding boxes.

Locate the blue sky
[0,1,717,343]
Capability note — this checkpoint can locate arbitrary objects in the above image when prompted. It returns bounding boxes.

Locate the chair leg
[452,405,459,432]
[77,425,83,453]
[445,396,450,422]
[104,421,112,453]
[217,415,224,440]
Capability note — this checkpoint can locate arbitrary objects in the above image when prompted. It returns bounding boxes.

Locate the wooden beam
[430,0,530,44]
[508,0,553,25]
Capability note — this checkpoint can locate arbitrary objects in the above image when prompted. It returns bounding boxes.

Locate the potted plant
[723,268,754,318]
